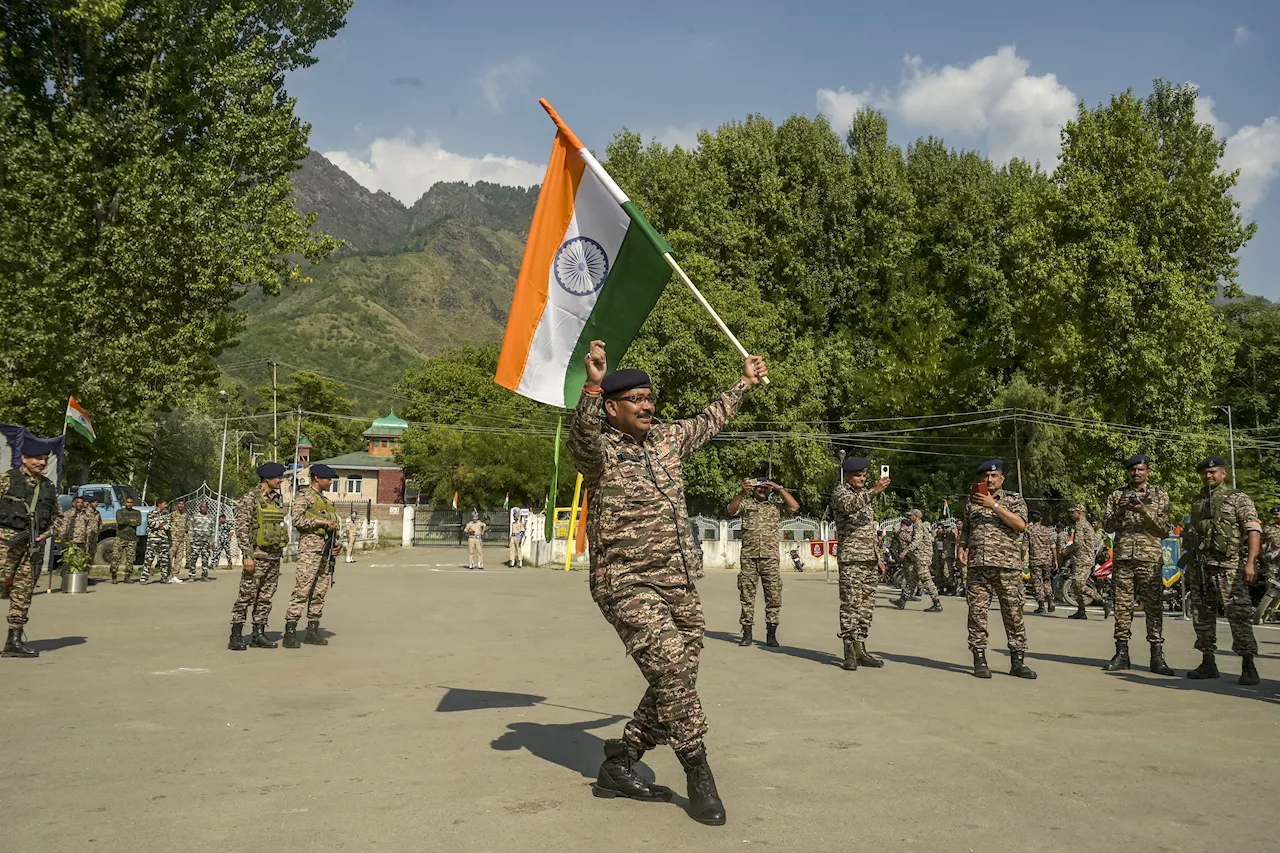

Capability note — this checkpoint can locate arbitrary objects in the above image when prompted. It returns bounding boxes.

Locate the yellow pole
[564,472,584,571]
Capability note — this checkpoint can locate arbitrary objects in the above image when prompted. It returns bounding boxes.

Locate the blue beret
[841,457,870,473]
[20,437,55,457]
[976,459,1004,475]
[1196,456,1227,472]
[257,461,285,479]
[1125,454,1151,468]
[600,369,651,396]
[310,463,336,479]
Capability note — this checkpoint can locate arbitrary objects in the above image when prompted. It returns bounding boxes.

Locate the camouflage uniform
[831,483,879,640]
[899,520,938,603]
[960,490,1029,651]
[140,510,170,582]
[463,520,487,568]
[230,484,285,626]
[84,508,101,563]
[1066,517,1097,605]
[188,511,216,578]
[286,487,337,622]
[935,524,959,592]
[167,508,190,580]
[1263,521,1280,582]
[1184,485,1262,656]
[1024,521,1057,606]
[0,469,63,629]
[212,520,233,567]
[111,507,143,582]
[735,498,784,626]
[1103,485,1171,646]
[60,507,93,574]
[570,379,749,755]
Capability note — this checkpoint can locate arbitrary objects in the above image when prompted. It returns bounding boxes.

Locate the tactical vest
[0,471,56,533]
[304,490,338,527]
[1191,486,1240,564]
[252,491,288,549]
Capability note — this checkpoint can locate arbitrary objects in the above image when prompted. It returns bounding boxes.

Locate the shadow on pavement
[704,630,843,667]
[436,687,548,713]
[1108,669,1280,705]
[1018,649,1109,668]
[27,635,87,652]
[877,651,972,675]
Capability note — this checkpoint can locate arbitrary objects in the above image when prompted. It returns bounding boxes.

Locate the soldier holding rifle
[0,439,63,658]
[284,463,340,649]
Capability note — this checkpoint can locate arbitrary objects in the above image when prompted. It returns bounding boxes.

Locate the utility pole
[1014,414,1024,495]
[215,391,229,567]
[271,361,279,462]
[292,406,302,498]
[1216,405,1237,488]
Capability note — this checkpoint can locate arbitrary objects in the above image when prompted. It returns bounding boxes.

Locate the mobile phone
[969,482,989,497]
[880,465,890,479]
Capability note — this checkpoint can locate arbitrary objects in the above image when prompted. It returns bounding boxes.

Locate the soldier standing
[1100,455,1174,674]
[1183,456,1263,686]
[960,460,1036,680]
[84,495,101,564]
[570,340,765,826]
[1263,506,1280,585]
[59,497,90,575]
[508,511,526,568]
[0,441,63,657]
[166,498,190,583]
[893,509,942,612]
[283,463,339,649]
[188,503,215,580]
[463,511,487,570]
[1064,504,1099,620]
[140,499,170,583]
[1025,509,1057,614]
[227,462,288,651]
[831,457,890,671]
[111,496,143,584]
[213,513,233,568]
[729,474,799,647]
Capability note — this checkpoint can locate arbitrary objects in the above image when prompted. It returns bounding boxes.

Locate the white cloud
[322,137,546,204]
[655,124,702,150]
[816,86,888,135]
[1234,26,1251,45]
[1222,117,1280,216]
[1193,88,1228,136]
[476,57,538,111]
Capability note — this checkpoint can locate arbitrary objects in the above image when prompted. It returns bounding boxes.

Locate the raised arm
[568,341,608,482]
[673,355,768,458]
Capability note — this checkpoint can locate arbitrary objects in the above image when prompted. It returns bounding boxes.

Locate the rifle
[306,521,338,607]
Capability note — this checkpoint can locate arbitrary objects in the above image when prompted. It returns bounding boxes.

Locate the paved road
[5,545,1276,852]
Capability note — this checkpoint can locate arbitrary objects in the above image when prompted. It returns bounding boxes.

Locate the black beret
[1125,454,1151,468]
[600,368,651,396]
[310,463,337,479]
[257,461,285,479]
[976,459,1004,475]
[21,437,55,457]
[1196,456,1227,472]
[841,457,870,473]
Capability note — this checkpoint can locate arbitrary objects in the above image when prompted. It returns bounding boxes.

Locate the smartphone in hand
[969,482,989,498]
[880,465,890,479]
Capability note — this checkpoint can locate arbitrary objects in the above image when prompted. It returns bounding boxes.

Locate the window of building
[327,479,341,494]
[347,475,363,494]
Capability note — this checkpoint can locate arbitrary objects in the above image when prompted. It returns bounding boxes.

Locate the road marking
[151,667,209,675]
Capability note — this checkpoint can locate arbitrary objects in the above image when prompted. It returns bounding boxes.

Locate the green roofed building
[310,411,408,508]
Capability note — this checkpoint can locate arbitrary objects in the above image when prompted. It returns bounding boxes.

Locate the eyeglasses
[614,393,657,405]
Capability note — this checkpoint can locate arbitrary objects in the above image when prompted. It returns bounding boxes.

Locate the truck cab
[58,484,153,565]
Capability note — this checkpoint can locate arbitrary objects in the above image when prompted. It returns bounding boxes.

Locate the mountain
[219,154,538,410]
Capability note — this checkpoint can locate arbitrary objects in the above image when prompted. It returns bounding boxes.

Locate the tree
[255,370,363,462]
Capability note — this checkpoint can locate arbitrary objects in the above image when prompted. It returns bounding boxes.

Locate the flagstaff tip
[538,98,586,152]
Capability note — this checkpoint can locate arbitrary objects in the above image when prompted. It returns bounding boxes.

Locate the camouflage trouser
[212,541,233,568]
[598,583,706,755]
[188,537,214,577]
[1113,560,1164,646]
[111,538,137,580]
[900,555,938,602]
[141,536,169,581]
[1187,563,1256,656]
[1072,557,1092,606]
[837,560,878,640]
[967,565,1028,652]
[738,555,782,625]
[230,550,282,626]
[1028,563,1053,604]
[467,538,483,567]
[285,550,332,622]
[1,530,39,628]
[168,534,189,579]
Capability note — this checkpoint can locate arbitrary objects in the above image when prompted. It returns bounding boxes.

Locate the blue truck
[58,484,154,565]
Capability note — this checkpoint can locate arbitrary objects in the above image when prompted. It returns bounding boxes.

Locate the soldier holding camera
[0,439,62,658]
[729,473,799,648]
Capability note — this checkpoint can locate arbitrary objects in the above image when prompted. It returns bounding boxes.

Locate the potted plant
[59,544,90,594]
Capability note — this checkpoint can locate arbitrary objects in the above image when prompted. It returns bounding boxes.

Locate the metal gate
[413,509,510,546]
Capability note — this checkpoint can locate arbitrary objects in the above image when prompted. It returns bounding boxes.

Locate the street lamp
[215,391,229,567]
[1214,405,1237,488]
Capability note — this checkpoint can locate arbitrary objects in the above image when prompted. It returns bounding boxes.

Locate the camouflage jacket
[1024,521,1057,568]
[191,513,215,541]
[235,484,283,557]
[1263,523,1280,569]
[291,487,337,557]
[66,508,96,551]
[907,521,934,563]
[831,484,877,563]
[0,469,63,544]
[736,498,784,560]
[1103,484,1170,564]
[959,490,1028,570]
[570,379,750,598]
[1063,518,1097,567]
[169,509,190,539]
[1185,485,1262,569]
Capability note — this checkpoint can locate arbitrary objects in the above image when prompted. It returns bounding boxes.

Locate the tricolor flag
[452,491,459,510]
[496,100,674,407]
[503,492,510,510]
[65,397,96,443]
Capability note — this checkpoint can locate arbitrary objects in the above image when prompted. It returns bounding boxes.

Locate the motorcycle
[789,548,804,573]
[1255,573,1280,625]
[1056,552,1113,610]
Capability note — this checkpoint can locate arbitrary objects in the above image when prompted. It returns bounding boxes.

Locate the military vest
[252,491,288,549]
[304,490,339,526]
[1191,485,1240,565]
[0,471,56,533]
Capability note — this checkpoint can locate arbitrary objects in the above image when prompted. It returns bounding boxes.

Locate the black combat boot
[1047,600,1056,613]
[282,620,301,649]
[1009,650,1038,679]
[592,739,673,802]
[972,649,992,679]
[1239,655,1260,686]
[1068,605,1087,620]
[249,624,277,649]
[841,638,858,671]
[1032,601,1046,614]
[924,599,943,613]
[738,625,752,647]
[303,620,329,646]
[1149,645,1174,676]
[765,624,779,647]
[676,746,726,826]
[891,596,907,610]
[227,623,248,651]
[1186,651,1219,679]
[2,628,39,658]
[854,639,883,668]
[1102,641,1130,671]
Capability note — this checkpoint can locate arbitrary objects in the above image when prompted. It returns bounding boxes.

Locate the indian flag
[496,99,674,407]
[65,397,96,442]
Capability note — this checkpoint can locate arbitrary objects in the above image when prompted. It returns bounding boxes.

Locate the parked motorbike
[1056,553,1113,610]
[789,548,804,573]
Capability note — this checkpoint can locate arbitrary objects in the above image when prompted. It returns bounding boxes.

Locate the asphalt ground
[4,544,1277,853]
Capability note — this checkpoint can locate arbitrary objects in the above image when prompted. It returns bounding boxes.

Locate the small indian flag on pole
[65,397,96,442]
[452,491,459,510]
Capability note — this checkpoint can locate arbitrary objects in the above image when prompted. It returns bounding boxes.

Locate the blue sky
[287,0,1280,299]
